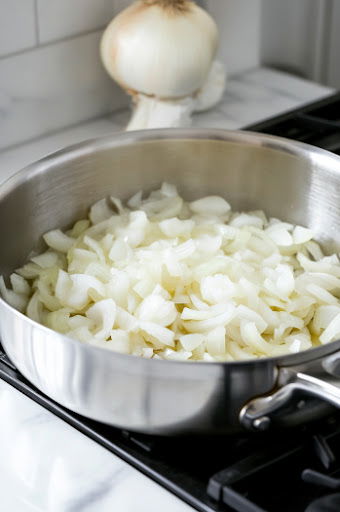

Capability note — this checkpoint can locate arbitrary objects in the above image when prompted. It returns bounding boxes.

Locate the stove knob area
[305,493,340,512]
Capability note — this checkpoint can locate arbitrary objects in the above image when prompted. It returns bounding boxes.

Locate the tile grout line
[310,0,333,84]
[33,0,40,46]
[322,0,335,86]
[0,25,107,62]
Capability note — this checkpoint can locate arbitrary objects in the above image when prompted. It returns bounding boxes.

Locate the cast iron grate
[246,92,340,155]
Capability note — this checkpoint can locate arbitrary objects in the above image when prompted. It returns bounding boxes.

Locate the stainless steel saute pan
[1,128,340,435]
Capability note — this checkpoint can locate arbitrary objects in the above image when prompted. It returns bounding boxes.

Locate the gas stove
[246,91,340,154]
[1,92,340,512]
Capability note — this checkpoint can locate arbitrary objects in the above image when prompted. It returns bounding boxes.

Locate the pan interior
[1,132,340,277]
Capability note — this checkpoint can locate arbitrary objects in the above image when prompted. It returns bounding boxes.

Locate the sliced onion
[44,229,75,253]
[3,183,340,362]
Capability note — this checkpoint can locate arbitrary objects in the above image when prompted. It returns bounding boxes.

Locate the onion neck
[144,0,191,12]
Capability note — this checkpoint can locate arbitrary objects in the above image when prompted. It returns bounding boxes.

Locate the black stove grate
[246,91,340,155]
[2,91,340,512]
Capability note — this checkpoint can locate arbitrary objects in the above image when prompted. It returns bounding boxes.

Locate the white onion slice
[2,183,340,362]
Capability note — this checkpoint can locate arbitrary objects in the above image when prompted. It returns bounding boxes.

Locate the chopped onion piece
[89,198,113,224]
[293,226,314,244]
[44,229,75,253]
[229,214,263,229]
[159,218,194,238]
[0,276,28,312]
[205,326,226,355]
[26,292,42,322]
[161,348,192,361]
[161,182,178,197]
[55,270,105,309]
[9,274,31,295]
[139,321,175,347]
[31,251,59,268]
[320,313,340,344]
[313,305,340,334]
[86,298,116,340]
[190,196,231,216]
[179,333,205,351]
[266,227,293,247]
[200,274,235,304]
[2,183,340,362]
[136,294,177,326]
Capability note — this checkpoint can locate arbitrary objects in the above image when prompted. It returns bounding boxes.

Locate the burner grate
[207,426,340,512]
[247,92,340,155]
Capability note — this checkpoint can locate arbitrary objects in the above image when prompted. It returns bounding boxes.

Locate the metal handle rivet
[253,416,271,431]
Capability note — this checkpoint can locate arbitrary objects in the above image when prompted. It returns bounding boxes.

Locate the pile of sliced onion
[2,183,340,362]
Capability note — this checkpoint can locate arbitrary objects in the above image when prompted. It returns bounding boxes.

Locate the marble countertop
[0,67,334,512]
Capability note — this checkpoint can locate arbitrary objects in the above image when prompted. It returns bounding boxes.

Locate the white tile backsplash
[261,0,322,79]
[36,0,115,44]
[206,0,262,74]
[0,0,265,151]
[0,0,37,57]
[328,0,340,88]
[0,31,127,150]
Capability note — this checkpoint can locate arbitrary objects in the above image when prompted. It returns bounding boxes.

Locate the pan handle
[240,368,340,431]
